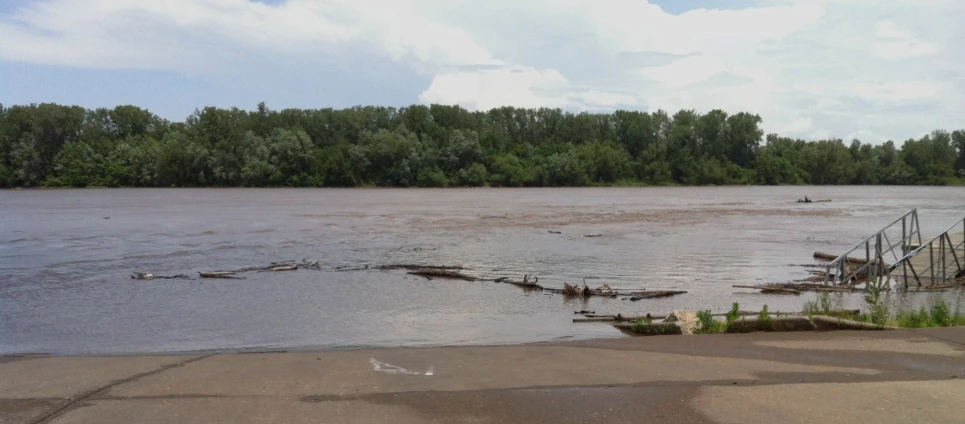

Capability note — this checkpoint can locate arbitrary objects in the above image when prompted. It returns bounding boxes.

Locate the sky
[1,0,962,143]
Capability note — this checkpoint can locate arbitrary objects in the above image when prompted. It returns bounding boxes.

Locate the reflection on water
[1,187,963,355]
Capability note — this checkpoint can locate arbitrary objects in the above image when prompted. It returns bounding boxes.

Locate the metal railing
[891,217,965,288]
[824,209,921,287]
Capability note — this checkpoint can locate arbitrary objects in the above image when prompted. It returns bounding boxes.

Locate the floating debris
[407,269,476,281]
[131,272,191,280]
[625,290,688,301]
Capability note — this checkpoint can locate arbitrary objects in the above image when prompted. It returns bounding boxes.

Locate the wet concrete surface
[2,329,964,423]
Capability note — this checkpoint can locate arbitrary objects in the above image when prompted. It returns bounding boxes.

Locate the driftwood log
[198,271,244,279]
[407,269,476,281]
[625,290,688,300]
[131,273,191,280]
[733,285,801,295]
[498,275,543,290]
[266,264,298,272]
[813,252,870,264]
[734,283,855,293]
[810,315,901,331]
[379,264,466,271]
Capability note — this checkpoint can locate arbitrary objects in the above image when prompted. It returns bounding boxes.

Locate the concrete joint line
[31,354,215,424]
[907,329,965,348]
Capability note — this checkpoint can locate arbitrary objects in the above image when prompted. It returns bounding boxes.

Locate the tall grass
[893,294,965,328]
[696,310,727,334]
[859,284,891,326]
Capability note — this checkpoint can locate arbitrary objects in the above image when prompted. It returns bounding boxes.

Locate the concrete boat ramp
[3,328,965,424]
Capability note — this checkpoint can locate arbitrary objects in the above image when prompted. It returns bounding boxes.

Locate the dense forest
[1,102,963,188]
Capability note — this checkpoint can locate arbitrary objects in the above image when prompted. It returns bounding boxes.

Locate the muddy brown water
[1,187,963,355]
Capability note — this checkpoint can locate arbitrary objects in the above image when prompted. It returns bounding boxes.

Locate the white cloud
[0,0,497,72]
[850,81,943,102]
[871,20,939,60]
[571,91,639,109]
[639,55,728,89]
[781,117,814,135]
[1,0,963,143]
[419,67,571,110]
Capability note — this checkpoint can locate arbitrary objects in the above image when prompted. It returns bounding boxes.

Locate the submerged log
[624,290,687,301]
[734,283,854,293]
[267,264,298,272]
[733,285,801,295]
[813,252,870,264]
[131,273,191,280]
[574,313,664,323]
[199,271,244,279]
[760,287,801,295]
[810,315,901,331]
[378,264,467,271]
[407,269,476,281]
[500,275,544,290]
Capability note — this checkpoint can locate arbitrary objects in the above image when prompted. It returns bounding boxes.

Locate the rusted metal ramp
[898,220,965,288]
[822,210,965,289]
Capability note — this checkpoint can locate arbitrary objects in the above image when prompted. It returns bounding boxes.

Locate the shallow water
[1,187,963,355]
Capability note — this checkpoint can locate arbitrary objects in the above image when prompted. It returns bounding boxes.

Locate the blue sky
[2,0,963,143]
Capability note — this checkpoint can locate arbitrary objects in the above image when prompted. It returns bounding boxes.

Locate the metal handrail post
[938,233,948,282]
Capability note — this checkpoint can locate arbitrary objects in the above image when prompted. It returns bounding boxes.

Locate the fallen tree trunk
[733,285,801,295]
[574,313,665,323]
[199,271,244,279]
[734,283,854,293]
[624,290,687,300]
[761,287,801,295]
[810,315,901,331]
[378,264,466,271]
[267,264,297,272]
[131,273,191,280]
[497,275,543,290]
[813,252,869,264]
[407,269,476,281]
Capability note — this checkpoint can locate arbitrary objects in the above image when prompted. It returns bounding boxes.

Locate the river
[1,187,963,355]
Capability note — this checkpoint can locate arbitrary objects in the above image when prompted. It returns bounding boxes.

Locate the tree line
[1,102,963,188]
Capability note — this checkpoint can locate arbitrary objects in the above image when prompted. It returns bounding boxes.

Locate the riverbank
[4,328,964,424]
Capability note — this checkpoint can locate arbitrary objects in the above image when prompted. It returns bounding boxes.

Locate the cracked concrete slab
[0,356,195,399]
[105,346,878,398]
[692,379,965,424]
[48,398,429,424]
[0,398,64,424]
[5,328,965,423]
[753,336,965,356]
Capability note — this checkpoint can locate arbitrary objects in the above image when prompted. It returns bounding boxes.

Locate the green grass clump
[894,306,931,328]
[758,305,773,330]
[893,295,965,328]
[630,316,652,333]
[695,310,727,334]
[803,292,834,318]
[726,302,740,323]
[857,283,891,326]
